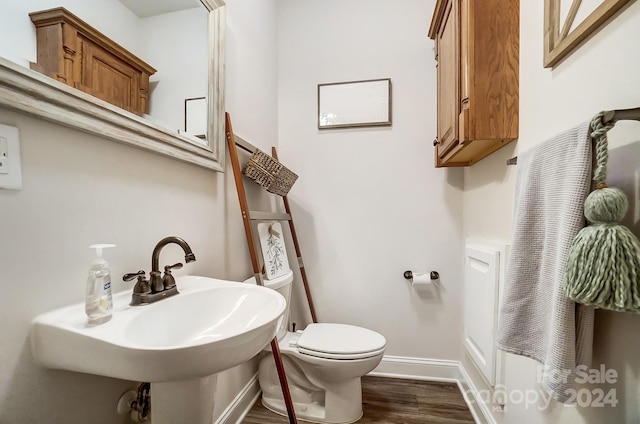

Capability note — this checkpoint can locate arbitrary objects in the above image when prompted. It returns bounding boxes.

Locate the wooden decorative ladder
[225,112,318,424]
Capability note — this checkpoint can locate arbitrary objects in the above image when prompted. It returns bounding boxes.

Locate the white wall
[140,7,209,134]
[211,0,281,417]
[0,0,279,422]
[463,2,640,423]
[277,0,465,361]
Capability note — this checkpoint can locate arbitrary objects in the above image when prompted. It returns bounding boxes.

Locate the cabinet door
[76,39,143,115]
[435,0,459,158]
[458,0,470,143]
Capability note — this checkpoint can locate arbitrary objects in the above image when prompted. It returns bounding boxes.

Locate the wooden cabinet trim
[428,0,449,39]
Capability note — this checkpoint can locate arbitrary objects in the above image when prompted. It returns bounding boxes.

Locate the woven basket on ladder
[242,149,298,196]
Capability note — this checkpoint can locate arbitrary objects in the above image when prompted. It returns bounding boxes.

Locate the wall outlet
[0,136,8,174]
[0,124,22,190]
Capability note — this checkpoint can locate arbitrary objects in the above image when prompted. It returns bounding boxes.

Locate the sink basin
[30,276,286,383]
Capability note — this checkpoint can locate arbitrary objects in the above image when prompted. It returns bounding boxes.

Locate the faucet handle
[164,262,183,272]
[162,263,183,289]
[123,270,146,282]
[123,270,151,294]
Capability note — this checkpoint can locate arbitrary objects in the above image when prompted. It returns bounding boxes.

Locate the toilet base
[259,352,365,423]
[261,393,363,424]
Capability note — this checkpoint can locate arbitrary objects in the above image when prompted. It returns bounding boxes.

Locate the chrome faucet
[123,236,196,306]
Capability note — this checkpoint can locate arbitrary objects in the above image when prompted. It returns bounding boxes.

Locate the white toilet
[246,270,386,424]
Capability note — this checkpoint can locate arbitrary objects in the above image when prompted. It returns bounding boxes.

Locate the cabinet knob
[433,138,439,146]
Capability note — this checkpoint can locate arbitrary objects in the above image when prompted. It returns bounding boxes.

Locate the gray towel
[497,121,595,403]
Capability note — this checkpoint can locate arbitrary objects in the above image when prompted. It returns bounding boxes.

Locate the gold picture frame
[544,0,631,68]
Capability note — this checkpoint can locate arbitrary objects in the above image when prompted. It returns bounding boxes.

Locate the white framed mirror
[0,0,226,172]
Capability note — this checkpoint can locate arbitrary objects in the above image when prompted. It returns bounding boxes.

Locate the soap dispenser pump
[85,243,115,325]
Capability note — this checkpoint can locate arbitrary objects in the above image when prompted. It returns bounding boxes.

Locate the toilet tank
[244,270,293,340]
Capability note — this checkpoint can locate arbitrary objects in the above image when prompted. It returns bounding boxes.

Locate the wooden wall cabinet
[428,0,519,167]
[29,7,156,116]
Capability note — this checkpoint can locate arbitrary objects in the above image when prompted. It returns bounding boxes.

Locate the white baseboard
[215,355,496,424]
[214,374,261,424]
[369,355,461,382]
[457,361,498,424]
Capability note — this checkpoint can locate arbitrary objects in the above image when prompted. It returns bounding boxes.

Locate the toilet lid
[297,323,386,360]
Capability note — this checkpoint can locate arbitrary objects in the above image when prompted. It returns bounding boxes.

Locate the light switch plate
[0,124,22,190]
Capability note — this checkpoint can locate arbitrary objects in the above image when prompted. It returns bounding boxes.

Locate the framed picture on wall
[543,0,631,67]
[317,78,392,129]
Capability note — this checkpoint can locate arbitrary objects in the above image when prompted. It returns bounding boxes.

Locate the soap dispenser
[85,243,115,325]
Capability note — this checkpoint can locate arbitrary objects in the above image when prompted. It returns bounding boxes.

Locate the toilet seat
[296,323,386,360]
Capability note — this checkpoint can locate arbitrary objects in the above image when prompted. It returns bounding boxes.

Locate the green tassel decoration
[563,113,640,312]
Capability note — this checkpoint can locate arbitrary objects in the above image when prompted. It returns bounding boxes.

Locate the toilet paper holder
[403,270,440,280]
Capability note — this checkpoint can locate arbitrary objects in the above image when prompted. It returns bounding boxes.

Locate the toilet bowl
[245,271,386,424]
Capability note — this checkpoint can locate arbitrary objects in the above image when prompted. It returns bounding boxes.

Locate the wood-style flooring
[242,376,475,424]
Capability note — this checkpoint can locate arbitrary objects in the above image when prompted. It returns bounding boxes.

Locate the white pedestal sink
[30,276,286,423]
[153,376,219,424]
